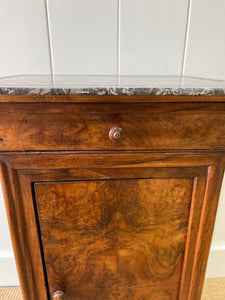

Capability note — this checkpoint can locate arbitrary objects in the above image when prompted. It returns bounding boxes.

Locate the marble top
[0,75,225,95]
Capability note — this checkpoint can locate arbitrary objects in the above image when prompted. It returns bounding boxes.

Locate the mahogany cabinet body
[0,95,225,300]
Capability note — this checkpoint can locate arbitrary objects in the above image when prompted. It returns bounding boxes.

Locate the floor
[0,278,225,299]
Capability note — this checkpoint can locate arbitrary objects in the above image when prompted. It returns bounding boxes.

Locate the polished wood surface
[0,152,223,300]
[0,162,47,300]
[0,102,225,151]
[35,178,192,299]
[1,94,225,103]
[0,94,224,300]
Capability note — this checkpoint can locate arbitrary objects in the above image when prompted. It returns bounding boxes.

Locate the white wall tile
[206,173,225,277]
[0,257,19,286]
[0,0,51,76]
[0,185,13,254]
[47,0,118,75]
[205,246,225,278]
[0,184,19,285]
[119,0,189,75]
[211,174,225,246]
[184,0,225,79]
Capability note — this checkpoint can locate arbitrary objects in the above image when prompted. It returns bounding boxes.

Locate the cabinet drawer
[1,102,225,151]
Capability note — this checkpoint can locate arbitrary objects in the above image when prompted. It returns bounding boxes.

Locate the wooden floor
[0,278,225,299]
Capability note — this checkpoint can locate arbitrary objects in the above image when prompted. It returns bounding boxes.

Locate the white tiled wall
[46,0,118,75]
[119,0,189,75]
[0,185,19,286]
[205,175,225,278]
[1,0,225,285]
[184,0,225,80]
[0,0,51,76]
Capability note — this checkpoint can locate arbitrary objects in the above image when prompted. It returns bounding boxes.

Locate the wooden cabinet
[0,94,225,300]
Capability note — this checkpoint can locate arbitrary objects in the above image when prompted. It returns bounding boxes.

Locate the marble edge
[0,87,225,96]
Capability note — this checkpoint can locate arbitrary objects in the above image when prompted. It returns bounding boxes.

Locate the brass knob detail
[53,290,65,299]
[109,127,124,141]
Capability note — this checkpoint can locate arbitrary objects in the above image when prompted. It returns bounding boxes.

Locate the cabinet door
[35,178,192,300]
[4,153,222,300]
[33,160,207,300]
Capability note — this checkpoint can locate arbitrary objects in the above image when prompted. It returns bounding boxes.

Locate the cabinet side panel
[0,164,48,300]
[188,161,225,300]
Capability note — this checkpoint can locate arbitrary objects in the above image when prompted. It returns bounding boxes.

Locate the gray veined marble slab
[0,75,225,95]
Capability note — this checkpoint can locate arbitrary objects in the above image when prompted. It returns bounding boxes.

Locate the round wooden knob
[52,290,65,299]
[109,127,124,141]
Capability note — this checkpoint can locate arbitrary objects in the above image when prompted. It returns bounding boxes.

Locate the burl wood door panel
[35,178,193,300]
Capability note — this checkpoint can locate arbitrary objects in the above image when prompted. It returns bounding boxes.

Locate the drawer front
[1,102,225,151]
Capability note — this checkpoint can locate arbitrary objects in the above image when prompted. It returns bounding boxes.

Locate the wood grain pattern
[188,159,225,299]
[1,152,220,170]
[0,93,224,300]
[0,163,48,300]
[0,102,225,151]
[35,178,193,299]
[1,94,225,103]
[0,152,222,300]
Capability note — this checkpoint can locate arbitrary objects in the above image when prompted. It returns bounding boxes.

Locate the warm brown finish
[0,102,225,151]
[35,178,192,299]
[1,94,225,103]
[0,94,225,300]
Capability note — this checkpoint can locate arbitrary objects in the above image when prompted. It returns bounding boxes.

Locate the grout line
[181,0,192,79]
[117,0,121,76]
[44,0,54,76]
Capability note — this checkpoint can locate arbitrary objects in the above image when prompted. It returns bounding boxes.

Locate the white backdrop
[0,0,225,285]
